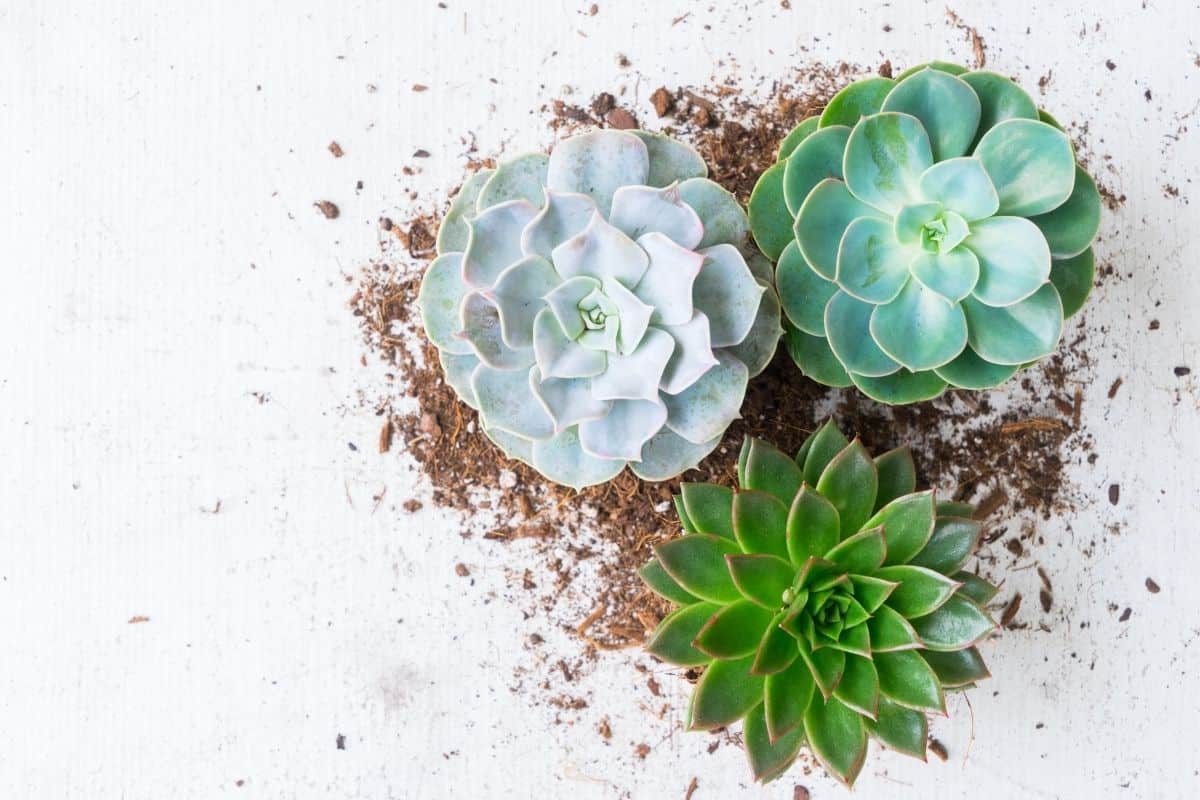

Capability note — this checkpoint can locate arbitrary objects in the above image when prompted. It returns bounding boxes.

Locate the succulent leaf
[437,168,494,255]
[630,428,722,482]
[677,178,749,249]
[417,253,474,355]
[640,426,994,786]
[748,65,1099,401]
[477,152,550,209]
[629,130,708,187]
[777,116,821,160]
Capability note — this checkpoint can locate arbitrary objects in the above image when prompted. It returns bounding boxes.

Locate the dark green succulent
[638,420,997,786]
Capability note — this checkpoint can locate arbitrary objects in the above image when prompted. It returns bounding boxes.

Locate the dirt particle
[413,149,431,158]
[1149,319,1160,330]
[1039,589,1053,613]
[1174,366,1191,376]
[1118,607,1132,622]
[590,92,616,116]
[946,8,987,67]
[650,86,675,118]
[401,499,423,513]
[685,777,700,800]
[328,141,344,158]
[634,742,651,759]
[455,563,470,577]
[1145,577,1160,593]
[127,615,150,624]
[597,717,612,739]
[1108,484,1119,505]
[605,108,638,130]
[412,83,428,92]
[379,418,394,453]
[1106,59,1117,70]
[1000,594,1022,628]
[1107,377,1123,399]
[315,200,340,219]
[588,3,598,15]
[929,738,949,761]
[335,733,346,750]
[792,787,810,800]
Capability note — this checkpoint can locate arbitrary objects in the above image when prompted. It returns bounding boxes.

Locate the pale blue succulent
[419,129,782,489]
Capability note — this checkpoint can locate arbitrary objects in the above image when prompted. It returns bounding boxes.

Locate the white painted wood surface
[2,0,1198,797]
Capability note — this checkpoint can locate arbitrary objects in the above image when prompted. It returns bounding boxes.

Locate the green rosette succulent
[748,62,1101,403]
[639,420,997,786]
[419,129,782,489]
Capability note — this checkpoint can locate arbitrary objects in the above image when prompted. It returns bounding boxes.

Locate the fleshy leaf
[974,118,1075,217]
[470,365,553,440]
[783,124,851,216]
[803,697,868,787]
[437,169,493,255]
[843,112,934,214]
[962,284,1064,365]
[530,428,625,489]
[922,646,991,688]
[633,232,703,326]
[723,280,783,379]
[1031,165,1101,259]
[826,526,887,574]
[753,617,800,676]
[777,116,820,160]
[655,533,743,603]
[909,594,995,651]
[869,697,929,760]
[695,599,775,659]
[521,189,597,260]
[783,325,853,388]
[909,516,983,574]
[546,129,649,215]
[794,178,884,279]
[834,654,880,719]
[869,279,969,372]
[630,428,721,482]
[532,307,606,379]
[894,61,967,81]
[658,312,718,394]
[876,564,960,618]
[867,604,922,651]
[744,702,805,783]
[954,571,999,605]
[825,619,871,658]
[728,553,794,608]
[849,369,948,405]
[938,501,975,518]
[639,558,700,605]
[748,161,793,261]
[610,185,703,249]
[742,438,804,506]
[865,490,936,565]
[765,656,816,741]
[463,199,539,288]
[873,447,916,509]
[688,655,764,730]
[776,240,838,336]
[934,345,1019,390]
[917,157,999,221]
[529,366,610,434]
[966,216,1052,307]
[676,495,697,532]
[681,483,735,539]
[849,575,898,613]
[881,68,981,161]
[733,490,791,561]
[629,130,708,187]
[1049,247,1094,319]
[645,601,720,666]
[578,398,666,462]
[820,76,895,128]
[960,70,1038,145]
[551,212,649,287]
[439,351,480,409]
[418,252,473,355]
[786,485,842,566]
[488,255,559,349]
[874,650,946,713]
[798,639,847,699]
[815,440,879,537]
[485,427,533,465]
[476,152,550,210]
[799,420,850,485]
[590,327,674,402]
[662,350,749,444]
[694,244,765,347]
[825,290,903,378]
[835,216,914,304]
[677,177,749,250]
[543,275,598,341]
[461,293,536,369]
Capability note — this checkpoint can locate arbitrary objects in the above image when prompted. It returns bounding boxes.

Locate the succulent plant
[749,62,1100,403]
[419,129,782,488]
[639,420,997,786]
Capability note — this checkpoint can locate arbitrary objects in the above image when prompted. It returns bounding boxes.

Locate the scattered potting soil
[347,55,1115,769]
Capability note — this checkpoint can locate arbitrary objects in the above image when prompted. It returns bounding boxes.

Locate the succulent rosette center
[749,62,1102,404]
[418,129,783,488]
[639,421,998,787]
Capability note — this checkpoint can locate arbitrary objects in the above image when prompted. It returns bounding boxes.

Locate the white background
[2,1,1199,797]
